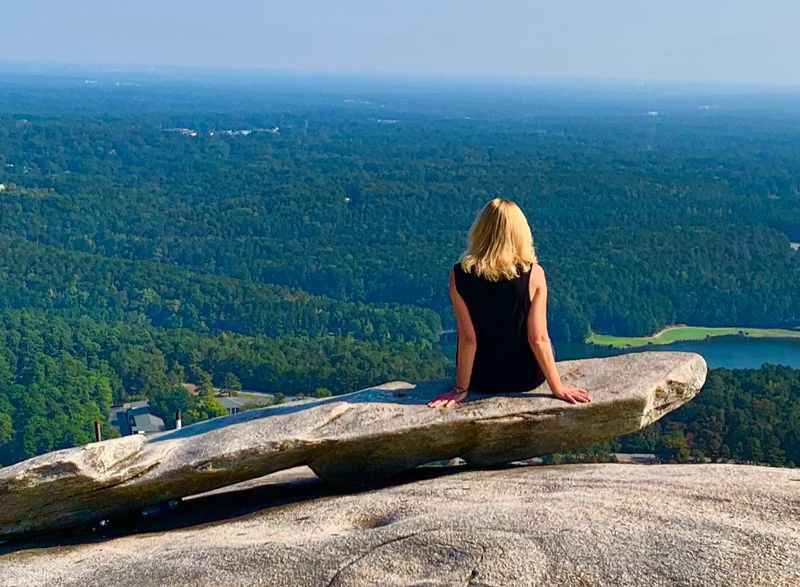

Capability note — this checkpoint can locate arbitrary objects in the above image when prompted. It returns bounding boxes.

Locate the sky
[4,1,800,86]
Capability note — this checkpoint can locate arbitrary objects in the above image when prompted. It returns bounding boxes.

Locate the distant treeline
[0,237,440,344]
[2,306,797,468]
[0,309,446,465]
[618,364,800,467]
[1,104,799,341]
[548,364,800,468]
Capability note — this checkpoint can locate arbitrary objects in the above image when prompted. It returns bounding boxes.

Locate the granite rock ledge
[0,350,707,539]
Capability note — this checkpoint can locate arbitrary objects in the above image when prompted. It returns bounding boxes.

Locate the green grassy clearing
[587,325,800,348]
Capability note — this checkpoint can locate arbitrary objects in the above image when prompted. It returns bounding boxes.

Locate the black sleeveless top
[453,261,546,393]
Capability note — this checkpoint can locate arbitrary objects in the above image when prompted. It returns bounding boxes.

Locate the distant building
[162,127,199,137]
[109,400,166,436]
[218,395,250,416]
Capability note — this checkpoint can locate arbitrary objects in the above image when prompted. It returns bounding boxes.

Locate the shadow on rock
[0,462,493,554]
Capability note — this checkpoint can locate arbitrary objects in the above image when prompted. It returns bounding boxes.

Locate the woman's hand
[427,385,469,408]
[552,383,591,404]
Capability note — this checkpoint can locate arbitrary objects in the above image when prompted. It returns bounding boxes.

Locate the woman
[427,198,591,408]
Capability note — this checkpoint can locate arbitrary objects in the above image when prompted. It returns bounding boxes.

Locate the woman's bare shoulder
[529,262,545,281]
[527,263,546,298]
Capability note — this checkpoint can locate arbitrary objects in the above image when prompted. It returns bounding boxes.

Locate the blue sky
[4,1,799,85]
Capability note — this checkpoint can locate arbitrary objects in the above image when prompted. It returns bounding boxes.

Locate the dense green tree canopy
[0,75,798,465]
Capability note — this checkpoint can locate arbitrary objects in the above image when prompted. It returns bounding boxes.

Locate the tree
[185,393,227,425]
[222,372,242,392]
[149,385,192,429]
[657,431,691,463]
[0,412,13,446]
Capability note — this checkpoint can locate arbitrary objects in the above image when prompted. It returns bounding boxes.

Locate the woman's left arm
[427,269,476,408]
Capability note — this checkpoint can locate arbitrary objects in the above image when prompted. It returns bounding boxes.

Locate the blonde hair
[458,198,538,281]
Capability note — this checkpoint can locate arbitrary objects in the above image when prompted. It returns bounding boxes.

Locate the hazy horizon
[4,1,800,87]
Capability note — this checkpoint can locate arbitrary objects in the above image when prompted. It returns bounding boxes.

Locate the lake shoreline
[586,325,800,349]
[440,330,800,369]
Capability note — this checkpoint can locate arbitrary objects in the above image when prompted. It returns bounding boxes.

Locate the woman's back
[452,261,546,393]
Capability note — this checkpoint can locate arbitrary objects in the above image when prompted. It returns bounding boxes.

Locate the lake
[441,335,800,369]
[554,335,800,369]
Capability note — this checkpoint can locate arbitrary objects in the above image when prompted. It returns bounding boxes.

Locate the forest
[552,364,800,468]
[0,72,798,465]
[622,364,800,466]
[0,308,445,464]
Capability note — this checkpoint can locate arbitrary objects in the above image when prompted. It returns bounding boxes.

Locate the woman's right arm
[527,265,591,404]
